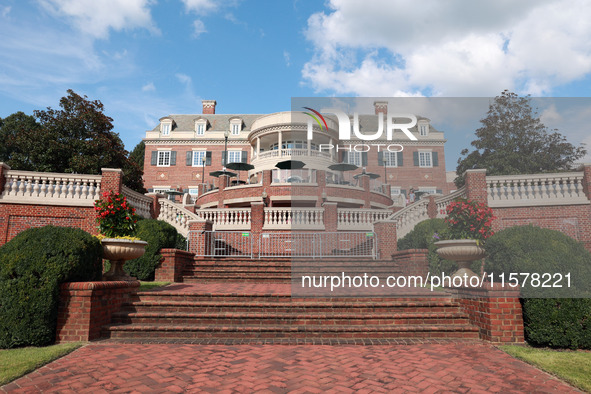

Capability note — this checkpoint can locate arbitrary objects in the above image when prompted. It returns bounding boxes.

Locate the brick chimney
[202,100,217,114]
[374,101,388,115]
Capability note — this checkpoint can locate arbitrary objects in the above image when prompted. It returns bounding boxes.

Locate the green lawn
[138,281,171,291]
[0,343,83,386]
[501,345,591,393]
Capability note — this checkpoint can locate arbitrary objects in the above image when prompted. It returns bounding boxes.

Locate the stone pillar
[360,174,371,208]
[256,137,260,157]
[278,131,283,157]
[218,174,230,207]
[250,202,264,256]
[0,162,11,195]
[427,195,437,218]
[317,170,326,207]
[154,249,195,283]
[101,168,124,195]
[374,221,397,260]
[464,169,487,203]
[145,193,161,219]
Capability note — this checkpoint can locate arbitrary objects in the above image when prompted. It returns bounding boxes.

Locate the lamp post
[201,156,206,186]
[223,129,229,170]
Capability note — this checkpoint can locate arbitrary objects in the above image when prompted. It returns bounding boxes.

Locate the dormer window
[195,119,207,136]
[160,118,173,136]
[418,120,429,136]
[230,119,242,135]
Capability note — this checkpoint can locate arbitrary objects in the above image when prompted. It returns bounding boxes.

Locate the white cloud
[176,73,192,86]
[284,50,291,67]
[1,6,11,18]
[303,0,591,96]
[181,0,218,14]
[192,19,207,38]
[142,82,156,92]
[38,0,157,39]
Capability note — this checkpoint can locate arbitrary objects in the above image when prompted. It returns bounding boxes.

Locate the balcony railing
[198,208,252,230]
[256,149,332,160]
[263,207,324,230]
[337,209,391,231]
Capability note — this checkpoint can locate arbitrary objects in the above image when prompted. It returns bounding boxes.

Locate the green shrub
[175,233,187,251]
[397,219,458,275]
[123,220,179,281]
[0,226,102,348]
[484,225,591,349]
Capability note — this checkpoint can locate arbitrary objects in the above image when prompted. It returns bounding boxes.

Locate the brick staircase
[101,257,481,343]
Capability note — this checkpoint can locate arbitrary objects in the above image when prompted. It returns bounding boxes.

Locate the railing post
[374,221,397,259]
[0,162,11,195]
[251,202,264,256]
[101,168,123,195]
[582,164,591,200]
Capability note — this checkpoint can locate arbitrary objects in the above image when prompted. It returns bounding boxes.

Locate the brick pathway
[2,343,579,393]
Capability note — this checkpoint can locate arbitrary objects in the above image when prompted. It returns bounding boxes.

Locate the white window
[384,152,398,167]
[161,122,171,136]
[227,151,242,163]
[390,187,401,196]
[419,124,429,136]
[419,187,437,195]
[419,151,432,167]
[196,123,205,135]
[347,151,362,167]
[230,121,241,135]
[153,188,171,194]
[157,151,171,167]
[188,188,200,195]
[192,151,206,167]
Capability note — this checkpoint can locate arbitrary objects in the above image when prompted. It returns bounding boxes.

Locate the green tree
[129,140,145,169]
[455,90,586,186]
[0,90,145,192]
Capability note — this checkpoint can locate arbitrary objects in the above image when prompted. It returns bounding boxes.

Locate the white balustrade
[337,209,391,231]
[486,173,588,207]
[0,170,102,206]
[263,207,324,230]
[256,149,331,160]
[198,208,251,230]
[121,186,153,219]
[435,186,467,218]
[389,199,430,239]
[157,198,203,236]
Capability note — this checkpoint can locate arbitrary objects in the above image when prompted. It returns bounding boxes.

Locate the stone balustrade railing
[256,149,331,160]
[198,208,251,230]
[486,172,589,207]
[121,186,153,219]
[389,198,430,239]
[263,207,325,230]
[0,170,102,206]
[435,186,467,218]
[157,198,204,236]
[337,208,391,231]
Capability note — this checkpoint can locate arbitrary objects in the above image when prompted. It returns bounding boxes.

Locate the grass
[138,281,171,291]
[501,345,591,392]
[0,343,83,386]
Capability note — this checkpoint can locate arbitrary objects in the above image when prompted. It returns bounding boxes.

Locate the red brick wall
[391,249,429,279]
[452,283,524,343]
[155,248,196,282]
[56,281,140,342]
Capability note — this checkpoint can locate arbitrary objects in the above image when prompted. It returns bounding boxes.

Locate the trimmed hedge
[124,220,179,281]
[0,226,102,348]
[484,225,591,349]
[397,219,458,275]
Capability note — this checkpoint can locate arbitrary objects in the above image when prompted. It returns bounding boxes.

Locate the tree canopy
[0,90,144,192]
[455,90,586,186]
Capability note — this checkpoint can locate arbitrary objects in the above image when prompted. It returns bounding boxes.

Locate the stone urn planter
[434,239,486,279]
[101,238,147,281]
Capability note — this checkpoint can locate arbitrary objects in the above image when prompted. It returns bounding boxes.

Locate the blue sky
[2,0,591,170]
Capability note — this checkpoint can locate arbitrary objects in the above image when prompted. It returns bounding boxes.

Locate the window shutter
[147,188,154,193]
[342,152,348,163]
[186,151,192,166]
[362,152,368,166]
[183,189,189,194]
[151,151,157,166]
[377,151,384,166]
[205,151,212,166]
[401,189,407,197]
[436,189,442,194]
[170,151,177,166]
[413,151,419,166]
[397,151,403,167]
[221,151,226,166]
[241,151,248,163]
[432,152,439,167]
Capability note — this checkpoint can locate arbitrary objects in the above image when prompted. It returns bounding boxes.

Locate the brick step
[111,311,471,326]
[182,276,292,283]
[184,267,404,274]
[103,323,480,340]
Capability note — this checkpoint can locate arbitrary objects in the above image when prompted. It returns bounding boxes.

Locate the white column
[278,131,283,157]
[330,138,335,161]
[256,137,260,157]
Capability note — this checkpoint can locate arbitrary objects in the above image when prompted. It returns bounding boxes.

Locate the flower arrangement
[444,198,495,242]
[94,191,140,238]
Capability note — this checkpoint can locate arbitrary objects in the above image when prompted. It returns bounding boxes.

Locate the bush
[397,219,458,275]
[484,225,591,349]
[123,220,179,281]
[0,226,102,348]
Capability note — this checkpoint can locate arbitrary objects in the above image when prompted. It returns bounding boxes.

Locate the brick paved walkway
[2,343,578,393]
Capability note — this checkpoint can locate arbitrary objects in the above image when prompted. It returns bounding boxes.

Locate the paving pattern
[2,342,579,393]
